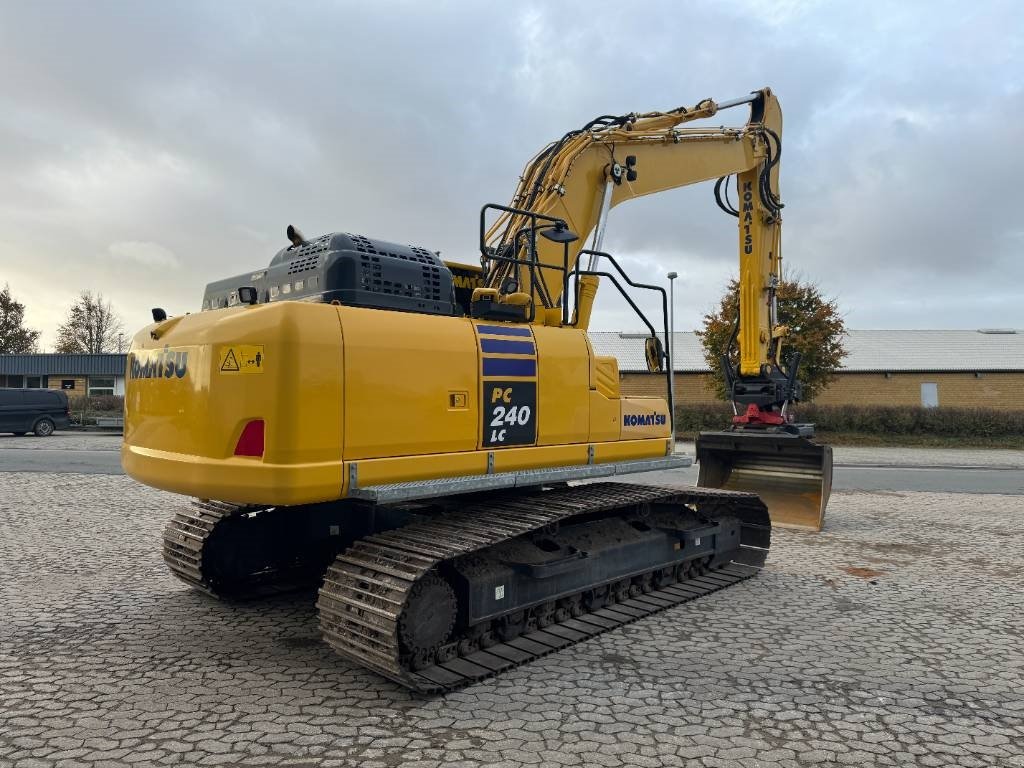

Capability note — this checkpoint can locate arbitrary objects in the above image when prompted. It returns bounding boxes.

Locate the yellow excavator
[123,87,830,691]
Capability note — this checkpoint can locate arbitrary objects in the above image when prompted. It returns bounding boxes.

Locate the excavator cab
[696,430,832,531]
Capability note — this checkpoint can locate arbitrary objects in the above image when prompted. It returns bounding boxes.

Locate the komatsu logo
[742,180,754,254]
[623,413,667,427]
[129,347,188,380]
[452,274,482,289]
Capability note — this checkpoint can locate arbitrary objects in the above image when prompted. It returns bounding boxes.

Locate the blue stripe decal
[476,324,533,338]
[480,338,536,355]
[482,357,537,377]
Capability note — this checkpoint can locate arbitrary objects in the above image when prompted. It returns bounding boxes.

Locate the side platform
[347,454,692,503]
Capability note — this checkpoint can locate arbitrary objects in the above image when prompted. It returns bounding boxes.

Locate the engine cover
[203,232,456,316]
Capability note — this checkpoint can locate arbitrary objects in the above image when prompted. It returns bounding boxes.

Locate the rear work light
[234,419,265,457]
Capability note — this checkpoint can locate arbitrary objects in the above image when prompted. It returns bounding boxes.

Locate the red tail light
[234,419,265,457]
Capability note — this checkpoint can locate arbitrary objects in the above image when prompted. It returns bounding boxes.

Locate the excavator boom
[479,89,831,531]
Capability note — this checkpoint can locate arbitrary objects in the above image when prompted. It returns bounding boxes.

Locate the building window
[88,377,116,396]
[61,380,76,390]
[920,382,939,408]
[25,376,42,388]
[1,374,24,387]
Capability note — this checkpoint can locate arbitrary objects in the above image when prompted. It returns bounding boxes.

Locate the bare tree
[0,283,41,353]
[54,291,125,353]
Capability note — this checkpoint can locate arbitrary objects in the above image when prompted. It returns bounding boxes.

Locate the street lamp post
[666,271,677,428]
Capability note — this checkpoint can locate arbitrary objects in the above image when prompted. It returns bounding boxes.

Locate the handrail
[573,250,674,431]
[479,203,574,323]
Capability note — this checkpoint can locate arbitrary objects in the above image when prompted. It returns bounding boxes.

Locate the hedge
[674,403,1024,439]
[71,394,124,413]
[67,395,124,425]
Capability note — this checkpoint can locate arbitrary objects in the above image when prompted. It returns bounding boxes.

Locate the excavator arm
[482,88,831,531]
[484,89,783,380]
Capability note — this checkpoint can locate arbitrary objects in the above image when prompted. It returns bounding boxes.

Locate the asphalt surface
[638,464,1024,496]
[0,447,124,474]
[835,465,1024,494]
[2,433,1022,494]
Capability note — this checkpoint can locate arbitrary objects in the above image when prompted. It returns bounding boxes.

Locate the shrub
[66,395,124,428]
[674,403,1024,439]
[83,394,124,413]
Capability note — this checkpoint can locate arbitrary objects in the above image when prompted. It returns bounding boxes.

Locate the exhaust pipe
[696,430,833,532]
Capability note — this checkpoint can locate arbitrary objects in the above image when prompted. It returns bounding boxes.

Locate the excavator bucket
[696,431,833,531]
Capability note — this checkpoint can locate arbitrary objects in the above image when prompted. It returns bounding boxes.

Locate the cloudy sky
[1,1,1020,348]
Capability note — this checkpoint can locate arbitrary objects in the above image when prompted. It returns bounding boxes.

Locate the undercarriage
[163,482,769,692]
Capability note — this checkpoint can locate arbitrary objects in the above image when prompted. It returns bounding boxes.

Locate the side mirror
[238,286,259,305]
[539,221,579,243]
[151,308,167,322]
[644,336,664,373]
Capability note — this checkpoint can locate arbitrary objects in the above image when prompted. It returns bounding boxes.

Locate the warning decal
[220,349,240,371]
[218,345,265,374]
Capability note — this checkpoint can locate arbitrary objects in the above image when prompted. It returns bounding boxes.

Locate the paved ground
[3,435,1023,494]
[0,434,122,452]
[4,434,1023,467]
[675,442,1024,471]
[2,469,1022,767]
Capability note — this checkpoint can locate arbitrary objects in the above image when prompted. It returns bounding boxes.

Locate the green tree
[697,277,846,402]
[54,291,125,353]
[0,284,41,353]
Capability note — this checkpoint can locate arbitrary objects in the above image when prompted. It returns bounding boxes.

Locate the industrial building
[589,329,1024,410]
[0,354,126,397]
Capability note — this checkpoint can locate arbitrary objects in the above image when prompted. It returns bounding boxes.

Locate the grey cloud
[0,0,1019,345]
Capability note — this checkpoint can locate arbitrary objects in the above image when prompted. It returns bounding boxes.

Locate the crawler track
[162,500,241,597]
[162,500,331,598]
[317,482,769,692]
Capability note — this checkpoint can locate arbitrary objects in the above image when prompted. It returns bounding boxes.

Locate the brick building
[589,329,1024,410]
[0,354,126,398]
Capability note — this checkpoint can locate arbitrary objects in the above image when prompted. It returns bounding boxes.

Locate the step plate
[348,454,693,504]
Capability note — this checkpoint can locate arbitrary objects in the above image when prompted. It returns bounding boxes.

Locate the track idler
[696,430,833,531]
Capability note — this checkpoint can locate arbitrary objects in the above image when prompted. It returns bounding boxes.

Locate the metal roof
[588,332,711,373]
[588,330,1024,373]
[0,354,127,376]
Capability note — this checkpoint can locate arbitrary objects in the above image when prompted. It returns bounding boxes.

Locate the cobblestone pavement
[2,473,1022,767]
